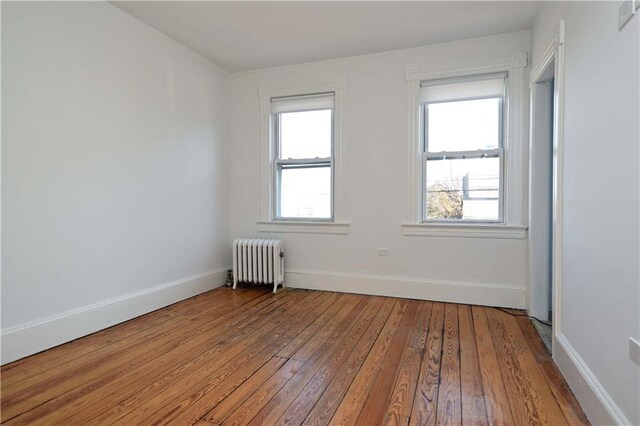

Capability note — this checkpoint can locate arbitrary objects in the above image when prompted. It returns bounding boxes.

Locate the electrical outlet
[630,337,640,365]
[377,248,390,256]
[619,0,635,30]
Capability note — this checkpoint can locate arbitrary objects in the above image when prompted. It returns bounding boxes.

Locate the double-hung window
[421,73,506,222]
[272,93,334,221]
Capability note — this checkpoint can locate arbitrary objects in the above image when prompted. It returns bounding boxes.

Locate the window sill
[401,223,527,239]
[257,221,350,235]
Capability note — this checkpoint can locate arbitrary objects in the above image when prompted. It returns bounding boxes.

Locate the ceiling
[112,1,540,73]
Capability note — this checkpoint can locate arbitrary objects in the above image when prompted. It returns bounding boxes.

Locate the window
[272,93,334,220]
[258,78,348,234]
[421,74,506,222]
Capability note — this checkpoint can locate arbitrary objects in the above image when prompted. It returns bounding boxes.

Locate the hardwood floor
[0,287,588,425]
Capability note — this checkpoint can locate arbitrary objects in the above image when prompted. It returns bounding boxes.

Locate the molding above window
[405,53,528,82]
[401,223,527,239]
[257,221,350,235]
[259,77,348,99]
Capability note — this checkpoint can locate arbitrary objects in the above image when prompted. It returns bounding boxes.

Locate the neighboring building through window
[421,74,506,222]
[271,93,334,220]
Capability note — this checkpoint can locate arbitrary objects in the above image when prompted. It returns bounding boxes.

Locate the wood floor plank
[409,302,446,426]
[387,302,432,421]
[485,307,567,425]
[0,288,256,390]
[0,289,588,426]
[219,358,304,426]
[201,355,294,425]
[471,306,515,426]
[9,292,300,425]
[246,296,372,426]
[407,301,433,351]
[269,297,386,425]
[0,288,224,376]
[276,292,346,360]
[385,346,422,419]
[164,292,340,425]
[1,289,266,400]
[435,303,461,426]
[2,291,277,423]
[484,306,539,425]
[328,300,408,425]
[515,317,589,426]
[169,294,365,426]
[63,293,291,424]
[458,305,488,426]
[385,413,410,426]
[139,346,279,426]
[84,290,322,425]
[0,289,258,399]
[4,290,300,424]
[208,296,360,426]
[355,300,420,426]
[301,298,397,426]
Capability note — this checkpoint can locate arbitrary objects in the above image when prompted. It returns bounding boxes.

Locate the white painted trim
[528,21,566,355]
[0,267,230,365]
[528,23,565,325]
[554,333,631,425]
[551,21,566,355]
[405,77,421,224]
[401,223,527,239]
[285,269,525,308]
[404,53,526,82]
[257,221,350,235]
[259,77,348,224]
[404,52,529,231]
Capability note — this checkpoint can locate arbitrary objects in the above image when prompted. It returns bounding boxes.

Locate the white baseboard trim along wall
[284,270,526,309]
[554,333,631,426]
[0,267,230,365]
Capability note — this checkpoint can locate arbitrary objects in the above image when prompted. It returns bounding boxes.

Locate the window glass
[279,165,331,219]
[427,98,500,152]
[279,110,332,159]
[425,156,500,221]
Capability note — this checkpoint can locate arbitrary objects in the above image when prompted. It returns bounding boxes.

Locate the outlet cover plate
[377,248,390,256]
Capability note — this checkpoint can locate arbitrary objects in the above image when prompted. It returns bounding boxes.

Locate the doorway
[530,64,555,351]
[529,24,565,355]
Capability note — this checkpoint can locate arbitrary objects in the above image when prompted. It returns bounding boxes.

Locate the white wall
[229,31,531,308]
[532,2,639,424]
[1,2,230,363]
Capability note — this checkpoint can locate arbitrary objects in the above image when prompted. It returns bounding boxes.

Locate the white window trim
[403,53,529,238]
[257,221,350,235]
[402,223,527,239]
[258,77,349,234]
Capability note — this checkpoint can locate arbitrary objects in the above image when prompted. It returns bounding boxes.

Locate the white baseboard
[1,267,230,365]
[554,333,632,425]
[284,270,525,309]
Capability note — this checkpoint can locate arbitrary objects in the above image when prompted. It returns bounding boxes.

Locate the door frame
[528,21,565,356]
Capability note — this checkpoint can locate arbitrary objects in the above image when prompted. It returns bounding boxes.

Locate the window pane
[427,98,500,152]
[279,110,331,159]
[279,165,331,219]
[425,156,500,221]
